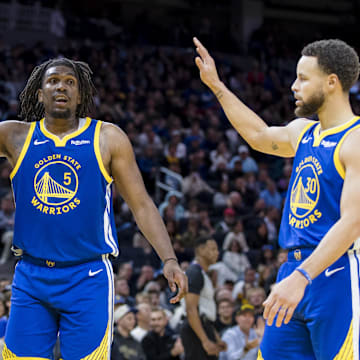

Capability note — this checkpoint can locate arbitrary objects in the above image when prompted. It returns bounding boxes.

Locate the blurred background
[0,0,358,357]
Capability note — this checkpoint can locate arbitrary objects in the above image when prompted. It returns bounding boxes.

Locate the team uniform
[258,116,360,359]
[4,118,119,359]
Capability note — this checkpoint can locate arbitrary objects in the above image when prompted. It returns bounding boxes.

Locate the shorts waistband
[287,248,315,262]
[21,254,105,268]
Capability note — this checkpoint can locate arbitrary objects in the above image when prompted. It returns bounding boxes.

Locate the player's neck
[317,95,355,132]
[43,114,79,137]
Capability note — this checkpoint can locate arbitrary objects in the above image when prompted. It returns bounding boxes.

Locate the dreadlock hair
[19,58,96,122]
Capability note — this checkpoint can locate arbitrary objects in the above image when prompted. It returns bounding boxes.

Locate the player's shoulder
[97,120,133,158]
[97,121,127,139]
[0,120,31,133]
[287,117,316,133]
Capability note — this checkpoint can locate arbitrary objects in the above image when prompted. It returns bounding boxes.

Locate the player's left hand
[263,270,309,327]
[163,260,188,304]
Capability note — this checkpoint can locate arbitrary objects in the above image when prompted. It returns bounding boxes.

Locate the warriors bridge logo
[31,154,81,215]
[289,156,323,229]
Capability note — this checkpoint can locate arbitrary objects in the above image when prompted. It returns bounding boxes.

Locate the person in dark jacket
[142,308,184,360]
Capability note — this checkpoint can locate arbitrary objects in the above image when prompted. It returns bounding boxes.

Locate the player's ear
[327,74,338,92]
[38,89,43,103]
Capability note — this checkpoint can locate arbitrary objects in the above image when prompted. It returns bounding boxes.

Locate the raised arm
[101,123,188,303]
[193,37,312,157]
[263,128,360,327]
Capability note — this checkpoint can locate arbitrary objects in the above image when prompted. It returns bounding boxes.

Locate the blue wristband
[295,267,312,285]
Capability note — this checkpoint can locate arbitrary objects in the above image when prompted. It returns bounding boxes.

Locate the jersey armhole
[333,124,360,179]
[94,121,113,184]
[10,122,36,181]
[295,121,316,152]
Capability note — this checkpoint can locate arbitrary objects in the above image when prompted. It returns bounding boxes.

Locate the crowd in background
[0,19,359,359]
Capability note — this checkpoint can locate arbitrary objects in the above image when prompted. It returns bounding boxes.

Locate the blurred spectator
[259,180,282,210]
[220,304,260,360]
[182,168,214,201]
[222,219,249,253]
[136,265,155,293]
[115,277,136,307]
[230,146,258,174]
[214,299,235,336]
[131,302,152,343]
[159,191,185,222]
[213,180,231,211]
[232,268,259,303]
[111,304,146,360]
[142,308,184,360]
[222,238,251,282]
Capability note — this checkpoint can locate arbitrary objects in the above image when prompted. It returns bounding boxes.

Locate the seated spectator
[263,206,280,246]
[222,219,249,253]
[214,298,235,336]
[136,265,155,293]
[210,141,231,173]
[111,305,146,360]
[222,239,251,281]
[214,208,236,246]
[142,308,184,360]
[220,304,260,360]
[229,145,258,173]
[158,191,185,222]
[259,180,283,210]
[115,277,136,307]
[131,302,152,343]
[182,168,214,201]
[246,287,266,319]
[232,268,259,304]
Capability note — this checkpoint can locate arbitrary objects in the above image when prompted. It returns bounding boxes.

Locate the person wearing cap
[220,304,259,360]
[228,145,258,174]
[111,304,146,360]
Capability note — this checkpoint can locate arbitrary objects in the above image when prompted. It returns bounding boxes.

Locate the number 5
[63,172,71,185]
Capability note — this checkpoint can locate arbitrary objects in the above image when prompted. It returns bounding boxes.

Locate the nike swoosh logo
[88,269,103,277]
[301,137,312,144]
[34,139,49,145]
[325,266,344,277]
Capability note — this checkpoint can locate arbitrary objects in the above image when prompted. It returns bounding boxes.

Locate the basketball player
[194,37,360,359]
[0,58,187,359]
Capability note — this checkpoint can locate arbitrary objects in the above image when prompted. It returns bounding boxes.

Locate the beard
[294,90,325,117]
[49,108,71,119]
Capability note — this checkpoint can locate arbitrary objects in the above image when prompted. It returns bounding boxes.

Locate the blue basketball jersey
[10,117,119,262]
[279,116,360,249]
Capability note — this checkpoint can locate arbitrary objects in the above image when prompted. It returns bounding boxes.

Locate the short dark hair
[19,58,96,122]
[301,39,360,92]
[194,235,215,249]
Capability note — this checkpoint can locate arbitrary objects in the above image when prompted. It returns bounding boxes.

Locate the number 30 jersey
[10,118,119,262]
[279,116,360,249]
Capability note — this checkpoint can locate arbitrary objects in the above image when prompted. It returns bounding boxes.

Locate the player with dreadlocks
[0,58,187,359]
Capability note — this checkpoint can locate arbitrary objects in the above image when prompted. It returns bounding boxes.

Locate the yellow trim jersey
[279,116,360,249]
[11,118,119,262]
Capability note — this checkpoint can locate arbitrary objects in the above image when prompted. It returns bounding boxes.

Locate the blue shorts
[258,248,360,360]
[3,255,114,360]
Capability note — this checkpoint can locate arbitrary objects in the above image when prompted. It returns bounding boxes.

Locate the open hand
[263,270,308,327]
[193,37,221,91]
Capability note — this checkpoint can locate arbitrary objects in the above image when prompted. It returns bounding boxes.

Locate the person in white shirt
[220,304,260,360]
[130,303,151,343]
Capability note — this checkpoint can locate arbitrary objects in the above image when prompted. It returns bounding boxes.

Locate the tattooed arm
[194,37,312,157]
